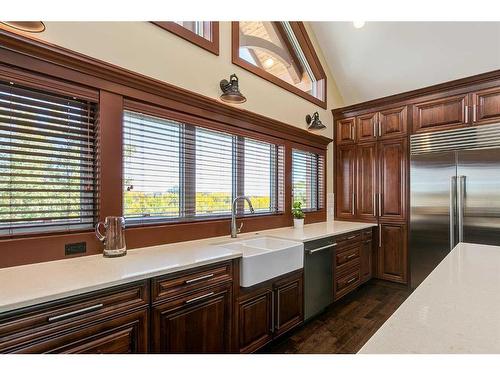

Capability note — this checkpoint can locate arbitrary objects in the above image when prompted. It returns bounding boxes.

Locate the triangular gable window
[233,22,327,108]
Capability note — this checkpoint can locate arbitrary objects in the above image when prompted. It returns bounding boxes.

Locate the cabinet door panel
[378,223,407,284]
[152,284,232,353]
[336,144,356,219]
[472,87,500,125]
[356,142,377,221]
[412,94,469,133]
[238,289,273,353]
[274,274,303,338]
[379,106,407,139]
[336,117,356,144]
[360,239,373,283]
[356,112,377,143]
[378,138,407,222]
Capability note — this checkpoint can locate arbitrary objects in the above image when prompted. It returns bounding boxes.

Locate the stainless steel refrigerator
[410,123,500,289]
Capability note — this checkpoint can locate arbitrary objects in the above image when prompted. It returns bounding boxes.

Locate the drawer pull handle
[185,292,214,304]
[48,303,104,322]
[346,277,357,285]
[347,235,358,240]
[185,273,214,284]
[346,253,357,260]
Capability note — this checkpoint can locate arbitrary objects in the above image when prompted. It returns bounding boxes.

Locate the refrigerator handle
[457,175,466,243]
[449,176,457,250]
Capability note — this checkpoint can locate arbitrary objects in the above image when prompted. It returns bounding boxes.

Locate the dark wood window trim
[0,30,331,268]
[151,22,219,56]
[231,22,327,109]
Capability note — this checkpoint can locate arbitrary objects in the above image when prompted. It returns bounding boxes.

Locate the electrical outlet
[65,242,86,256]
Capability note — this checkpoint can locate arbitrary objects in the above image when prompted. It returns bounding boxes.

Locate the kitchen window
[291,149,325,211]
[0,81,98,236]
[152,21,219,55]
[232,21,327,108]
[123,109,284,225]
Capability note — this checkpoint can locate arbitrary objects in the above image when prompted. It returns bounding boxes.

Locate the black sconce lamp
[220,74,246,104]
[306,111,326,130]
[1,22,46,33]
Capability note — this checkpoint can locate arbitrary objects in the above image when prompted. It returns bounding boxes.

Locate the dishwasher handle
[307,243,337,254]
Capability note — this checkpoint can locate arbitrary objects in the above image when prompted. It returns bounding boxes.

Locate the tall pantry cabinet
[335,106,408,284]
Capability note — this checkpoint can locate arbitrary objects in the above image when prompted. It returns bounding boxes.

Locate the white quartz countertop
[0,220,373,314]
[261,220,376,242]
[359,242,500,354]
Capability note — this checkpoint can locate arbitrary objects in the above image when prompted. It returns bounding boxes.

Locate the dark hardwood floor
[261,279,411,354]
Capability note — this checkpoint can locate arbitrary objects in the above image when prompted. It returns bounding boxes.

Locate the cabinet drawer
[152,261,233,303]
[361,229,373,241]
[334,268,361,301]
[335,246,360,273]
[334,231,362,250]
[8,308,149,354]
[0,280,149,353]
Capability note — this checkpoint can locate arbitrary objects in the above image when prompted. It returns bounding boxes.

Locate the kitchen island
[359,242,500,354]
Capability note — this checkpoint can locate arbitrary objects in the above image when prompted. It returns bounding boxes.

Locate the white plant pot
[293,218,304,228]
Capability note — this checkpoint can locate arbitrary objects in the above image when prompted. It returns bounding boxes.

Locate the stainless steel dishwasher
[304,236,337,321]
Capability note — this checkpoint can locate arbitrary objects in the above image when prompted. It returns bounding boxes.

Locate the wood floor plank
[262,279,411,354]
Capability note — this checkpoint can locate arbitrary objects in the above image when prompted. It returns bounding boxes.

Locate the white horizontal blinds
[0,81,97,236]
[292,149,324,211]
[195,127,233,216]
[123,109,284,224]
[123,110,181,224]
[243,138,284,213]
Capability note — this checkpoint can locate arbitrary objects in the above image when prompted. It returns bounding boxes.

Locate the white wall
[36,21,344,217]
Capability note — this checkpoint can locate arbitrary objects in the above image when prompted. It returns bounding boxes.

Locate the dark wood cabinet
[412,94,469,133]
[336,117,356,144]
[356,112,378,143]
[0,281,150,353]
[472,87,500,125]
[378,106,407,139]
[335,143,356,220]
[360,230,373,283]
[356,142,377,222]
[238,270,303,353]
[332,230,374,301]
[378,138,407,222]
[238,288,273,353]
[17,309,149,354]
[274,274,303,338]
[151,283,232,353]
[377,222,407,284]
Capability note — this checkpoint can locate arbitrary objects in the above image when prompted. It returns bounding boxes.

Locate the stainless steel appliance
[304,236,336,320]
[95,216,127,257]
[410,123,500,289]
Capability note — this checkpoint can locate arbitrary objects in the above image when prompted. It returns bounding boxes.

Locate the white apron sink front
[215,237,304,287]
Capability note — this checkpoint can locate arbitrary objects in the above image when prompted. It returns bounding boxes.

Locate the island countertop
[359,242,500,354]
[0,220,374,314]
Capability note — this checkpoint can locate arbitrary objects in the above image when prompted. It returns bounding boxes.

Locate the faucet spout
[231,196,255,238]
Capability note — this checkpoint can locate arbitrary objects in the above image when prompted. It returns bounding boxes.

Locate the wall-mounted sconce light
[306,111,326,130]
[220,74,246,104]
[1,21,46,33]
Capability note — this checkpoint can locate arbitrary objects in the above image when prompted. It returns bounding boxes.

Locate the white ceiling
[310,22,500,107]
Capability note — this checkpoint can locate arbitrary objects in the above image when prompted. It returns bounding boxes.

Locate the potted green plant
[292,201,305,228]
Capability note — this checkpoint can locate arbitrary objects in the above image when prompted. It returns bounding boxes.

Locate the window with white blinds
[292,149,324,211]
[0,81,97,236]
[123,110,284,225]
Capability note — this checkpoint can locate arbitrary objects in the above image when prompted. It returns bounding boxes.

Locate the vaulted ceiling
[310,22,500,107]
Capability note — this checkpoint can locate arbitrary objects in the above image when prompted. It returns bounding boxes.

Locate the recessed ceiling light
[353,21,365,29]
[263,58,274,68]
